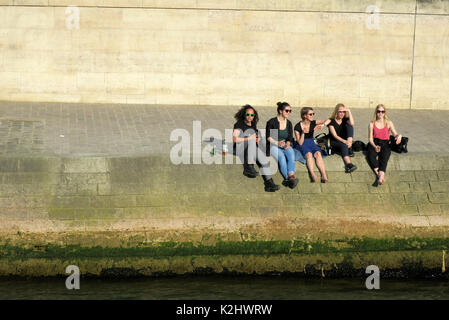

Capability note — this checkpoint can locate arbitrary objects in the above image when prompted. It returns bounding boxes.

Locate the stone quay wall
[1,153,449,277]
[0,0,449,109]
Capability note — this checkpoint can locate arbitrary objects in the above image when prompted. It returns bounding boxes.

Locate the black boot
[264,178,280,192]
[345,163,357,173]
[243,164,258,178]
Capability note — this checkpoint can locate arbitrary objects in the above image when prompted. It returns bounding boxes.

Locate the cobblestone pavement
[0,101,447,156]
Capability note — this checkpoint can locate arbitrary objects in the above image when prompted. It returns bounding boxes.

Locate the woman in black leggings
[232,104,280,192]
[367,104,402,185]
[327,103,357,173]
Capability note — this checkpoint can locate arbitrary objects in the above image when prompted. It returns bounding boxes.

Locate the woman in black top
[294,107,329,183]
[327,103,357,173]
[233,104,280,192]
[265,102,298,189]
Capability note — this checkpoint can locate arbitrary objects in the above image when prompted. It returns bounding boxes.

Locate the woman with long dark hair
[367,104,402,186]
[265,102,298,189]
[233,104,280,192]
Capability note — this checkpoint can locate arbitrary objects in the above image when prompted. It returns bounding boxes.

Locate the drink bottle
[222,139,228,156]
[210,144,216,155]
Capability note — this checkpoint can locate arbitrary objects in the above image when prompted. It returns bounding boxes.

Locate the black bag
[315,133,332,155]
[390,135,408,153]
[352,140,366,152]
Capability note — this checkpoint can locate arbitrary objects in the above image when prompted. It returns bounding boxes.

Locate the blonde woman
[327,103,357,173]
[368,104,402,185]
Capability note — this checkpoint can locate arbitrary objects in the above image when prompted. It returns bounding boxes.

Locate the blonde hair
[330,103,348,119]
[372,104,389,126]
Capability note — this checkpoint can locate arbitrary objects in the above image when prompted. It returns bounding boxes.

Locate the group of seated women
[232,102,402,192]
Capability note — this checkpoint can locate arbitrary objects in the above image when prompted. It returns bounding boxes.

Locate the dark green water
[1,276,449,300]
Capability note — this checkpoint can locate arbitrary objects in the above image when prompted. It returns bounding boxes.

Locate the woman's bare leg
[306,153,318,181]
[314,151,328,181]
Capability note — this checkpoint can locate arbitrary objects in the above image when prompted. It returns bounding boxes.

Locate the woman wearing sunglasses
[327,103,357,173]
[233,104,280,192]
[294,107,329,183]
[265,102,298,189]
[368,104,402,185]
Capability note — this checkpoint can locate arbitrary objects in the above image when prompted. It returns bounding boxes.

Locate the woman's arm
[266,120,280,147]
[328,126,346,144]
[315,119,331,131]
[346,108,354,126]
[388,120,402,144]
[233,129,255,143]
[295,124,305,146]
[368,123,378,150]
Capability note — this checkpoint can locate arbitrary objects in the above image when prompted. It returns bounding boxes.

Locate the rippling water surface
[1,276,449,300]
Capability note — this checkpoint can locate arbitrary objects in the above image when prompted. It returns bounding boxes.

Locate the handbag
[389,135,408,153]
[315,133,332,155]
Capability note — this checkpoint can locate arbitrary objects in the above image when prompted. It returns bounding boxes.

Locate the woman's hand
[395,134,402,145]
[314,124,324,131]
[278,140,286,148]
[285,141,291,150]
[375,145,381,153]
[248,133,257,141]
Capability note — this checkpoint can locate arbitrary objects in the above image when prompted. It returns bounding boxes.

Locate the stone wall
[1,153,449,276]
[0,0,448,109]
[1,154,448,236]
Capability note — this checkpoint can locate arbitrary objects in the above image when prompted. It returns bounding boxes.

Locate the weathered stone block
[388,182,411,193]
[368,185,391,194]
[344,183,369,194]
[51,196,90,208]
[430,181,449,193]
[415,170,439,182]
[409,182,431,193]
[441,205,449,215]
[136,194,179,207]
[61,158,108,173]
[48,208,76,220]
[389,171,416,182]
[0,159,18,172]
[351,171,376,183]
[404,193,429,205]
[321,183,346,194]
[327,171,353,183]
[418,204,442,215]
[428,193,449,204]
[396,204,419,215]
[437,170,449,181]
[298,182,321,194]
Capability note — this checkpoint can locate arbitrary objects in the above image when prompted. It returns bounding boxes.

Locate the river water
[0,276,448,300]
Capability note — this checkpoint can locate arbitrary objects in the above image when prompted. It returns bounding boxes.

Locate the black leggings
[367,139,391,172]
[234,141,272,181]
[330,125,354,157]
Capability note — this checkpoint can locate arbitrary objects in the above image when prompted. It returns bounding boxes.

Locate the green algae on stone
[1,237,449,262]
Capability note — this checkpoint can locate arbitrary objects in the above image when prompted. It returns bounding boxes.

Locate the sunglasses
[245,113,255,117]
[338,111,346,113]
[284,109,292,113]
[308,113,315,116]
[377,110,385,114]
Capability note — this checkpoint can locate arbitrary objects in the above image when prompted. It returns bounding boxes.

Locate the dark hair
[276,101,290,115]
[300,107,314,120]
[234,104,259,125]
